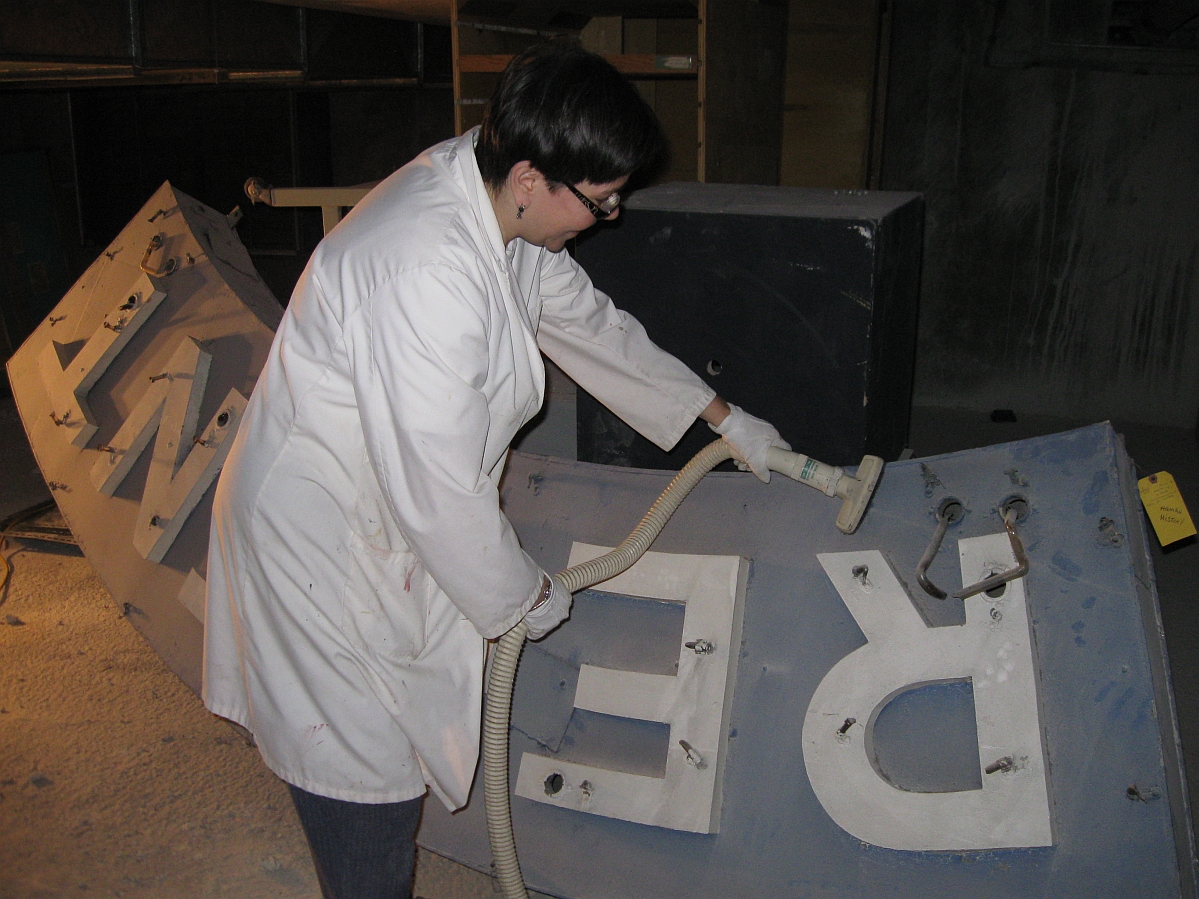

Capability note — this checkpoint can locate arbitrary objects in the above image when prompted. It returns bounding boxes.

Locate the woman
[203,42,788,899]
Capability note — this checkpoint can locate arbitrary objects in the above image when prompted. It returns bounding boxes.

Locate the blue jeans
[287,783,423,899]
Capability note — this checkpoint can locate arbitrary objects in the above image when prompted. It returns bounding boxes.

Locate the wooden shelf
[458,52,697,75]
[451,1,786,185]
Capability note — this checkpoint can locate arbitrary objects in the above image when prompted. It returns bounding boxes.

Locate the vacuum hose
[483,439,735,899]
[482,440,883,898]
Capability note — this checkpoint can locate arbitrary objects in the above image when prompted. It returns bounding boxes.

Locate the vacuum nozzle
[766,447,885,534]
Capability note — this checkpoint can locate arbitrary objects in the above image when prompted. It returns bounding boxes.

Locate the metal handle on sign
[917,497,965,599]
[140,234,177,277]
[952,499,1030,600]
[244,176,274,205]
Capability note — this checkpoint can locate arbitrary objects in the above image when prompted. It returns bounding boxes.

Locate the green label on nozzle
[801,459,818,482]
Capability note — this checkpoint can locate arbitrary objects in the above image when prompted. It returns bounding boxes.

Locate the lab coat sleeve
[534,249,716,452]
[341,261,545,640]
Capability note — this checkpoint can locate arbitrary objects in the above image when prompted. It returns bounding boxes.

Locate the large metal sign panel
[419,425,1195,899]
[6,182,281,691]
[6,186,1193,897]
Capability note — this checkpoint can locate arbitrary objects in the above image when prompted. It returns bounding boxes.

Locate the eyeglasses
[564,182,621,219]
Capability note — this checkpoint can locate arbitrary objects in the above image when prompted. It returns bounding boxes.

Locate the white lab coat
[202,129,716,809]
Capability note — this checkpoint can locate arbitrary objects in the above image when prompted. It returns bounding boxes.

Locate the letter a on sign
[803,535,1053,851]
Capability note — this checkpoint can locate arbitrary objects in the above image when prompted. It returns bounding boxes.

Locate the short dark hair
[476,41,668,191]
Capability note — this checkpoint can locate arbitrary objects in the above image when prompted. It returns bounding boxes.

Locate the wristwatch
[532,575,553,609]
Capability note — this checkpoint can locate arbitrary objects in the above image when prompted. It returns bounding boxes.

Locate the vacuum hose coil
[483,439,735,899]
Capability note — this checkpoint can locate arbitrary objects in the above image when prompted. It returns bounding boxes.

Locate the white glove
[524,574,572,641]
[709,403,791,483]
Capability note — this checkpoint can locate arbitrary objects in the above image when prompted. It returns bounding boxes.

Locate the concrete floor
[2,386,1197,897]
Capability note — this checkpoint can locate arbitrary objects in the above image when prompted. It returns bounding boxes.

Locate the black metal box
[573,183,924,469]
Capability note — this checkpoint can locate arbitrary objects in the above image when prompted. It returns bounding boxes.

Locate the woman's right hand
[524,574,572,640]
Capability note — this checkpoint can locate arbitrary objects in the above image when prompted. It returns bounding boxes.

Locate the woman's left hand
[709,403,791,483]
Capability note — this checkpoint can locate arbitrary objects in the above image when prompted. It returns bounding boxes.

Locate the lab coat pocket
[339,533,430,665]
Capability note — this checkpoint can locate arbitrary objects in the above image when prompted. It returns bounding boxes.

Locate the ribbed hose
[483,439,735,899]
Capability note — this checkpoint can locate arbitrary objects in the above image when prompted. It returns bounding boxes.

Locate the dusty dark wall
[780,0,881,189]
[703,0,790,185]
[329,88,453,187]
[0,0,455,362]
[881,1,1199,427]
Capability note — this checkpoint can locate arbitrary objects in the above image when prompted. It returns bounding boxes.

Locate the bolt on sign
[7,182,281,691]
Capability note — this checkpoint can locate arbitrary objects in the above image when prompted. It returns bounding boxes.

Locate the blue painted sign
[418,424,1195,899]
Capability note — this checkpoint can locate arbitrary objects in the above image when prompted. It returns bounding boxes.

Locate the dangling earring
[516,204,526,219]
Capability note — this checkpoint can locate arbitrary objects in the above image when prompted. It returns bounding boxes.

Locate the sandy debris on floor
[0,544,526,899]
[1,546,321,898]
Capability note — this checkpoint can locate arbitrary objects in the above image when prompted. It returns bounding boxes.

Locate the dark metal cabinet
[574,182,924,468]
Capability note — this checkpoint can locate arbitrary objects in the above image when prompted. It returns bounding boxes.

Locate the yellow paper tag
[1139,471,1197,546]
